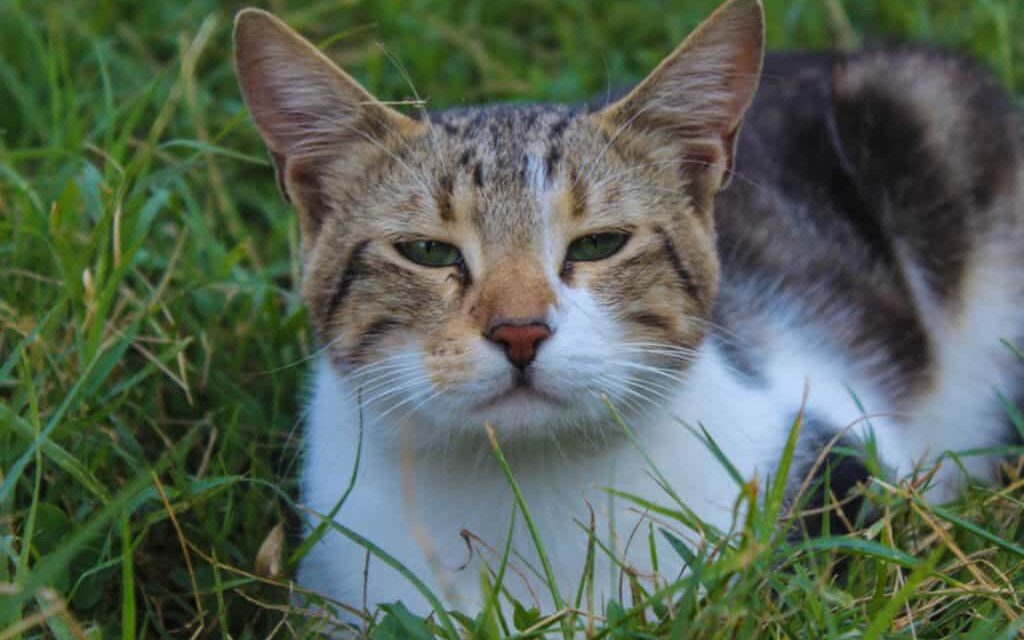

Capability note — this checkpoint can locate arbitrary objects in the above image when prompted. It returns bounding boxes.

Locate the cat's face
[300,106,721,436]
[235,0,763,440]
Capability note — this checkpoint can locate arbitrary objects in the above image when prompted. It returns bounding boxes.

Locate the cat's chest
[305,333,882,514]
[301,339,886,608]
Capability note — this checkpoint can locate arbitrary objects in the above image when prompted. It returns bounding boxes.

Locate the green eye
[566,233,629,262]
[395,239,462,267]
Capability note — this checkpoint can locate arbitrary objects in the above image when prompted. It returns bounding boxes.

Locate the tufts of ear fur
[233,9,423,239]
[597,0,764,200]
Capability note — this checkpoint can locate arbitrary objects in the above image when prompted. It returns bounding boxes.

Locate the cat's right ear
[233,9,424,239]
[594,0,764,202]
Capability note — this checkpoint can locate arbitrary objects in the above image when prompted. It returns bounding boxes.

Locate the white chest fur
[299,331,909,616]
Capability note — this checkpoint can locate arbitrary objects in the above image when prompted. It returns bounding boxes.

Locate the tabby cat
[233,0,1024,622]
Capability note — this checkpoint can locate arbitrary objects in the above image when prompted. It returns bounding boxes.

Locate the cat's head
[234,0,763,441]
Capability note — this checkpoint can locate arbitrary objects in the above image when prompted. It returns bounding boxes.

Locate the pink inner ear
[683,143,723,179]
[721,43,765,124]
[675,137,734,204]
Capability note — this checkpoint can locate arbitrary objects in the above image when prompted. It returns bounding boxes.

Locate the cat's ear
[233,9,424,238]
[595,0,764,196]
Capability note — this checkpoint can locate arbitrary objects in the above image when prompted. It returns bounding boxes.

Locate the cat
[233,0,1024,625]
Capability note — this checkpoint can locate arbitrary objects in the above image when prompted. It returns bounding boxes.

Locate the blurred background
[3,2,1020,132]
[0,1,1020,637]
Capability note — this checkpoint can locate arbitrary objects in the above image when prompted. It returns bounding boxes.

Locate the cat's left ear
[595,0,764,197]
[233,9,425,242]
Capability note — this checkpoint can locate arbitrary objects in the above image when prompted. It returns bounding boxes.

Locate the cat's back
[713,48,1024,487]
[720,48,1023,307]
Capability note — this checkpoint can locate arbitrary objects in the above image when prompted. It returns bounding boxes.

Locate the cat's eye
[566,233,630,262]
[395,239,463,268]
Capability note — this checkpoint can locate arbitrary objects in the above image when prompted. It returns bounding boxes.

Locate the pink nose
[486,322,552,370]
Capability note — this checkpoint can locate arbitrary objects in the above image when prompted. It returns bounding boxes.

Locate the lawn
[1,0,1023,637]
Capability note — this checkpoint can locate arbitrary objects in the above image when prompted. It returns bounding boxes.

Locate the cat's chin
[407,388,633,446]
[473,382,565,411]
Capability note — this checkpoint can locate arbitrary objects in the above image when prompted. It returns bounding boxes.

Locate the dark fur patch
[965,85,1018,211]
[846,287,933,395]
[517,153,530,183]
[711,51,1004,401]
[653,226,701,301]
[788,416,872,538]
[832,79,970,305]
[346,317,406,364]
[544,145,562,185]
[543,115,573,183]
[569,169,587,219]
[627,311,674,334]
[326,240,370,320]
[435,174,454,221]
[549,115,571,138]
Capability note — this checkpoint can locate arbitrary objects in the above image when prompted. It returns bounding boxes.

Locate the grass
[1,0,1023,637]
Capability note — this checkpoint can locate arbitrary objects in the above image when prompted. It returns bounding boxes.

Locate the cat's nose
[486,321,552,370]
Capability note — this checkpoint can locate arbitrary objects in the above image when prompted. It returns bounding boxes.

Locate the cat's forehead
[432,104,578,155]
[429,104,583,187]
[399,104,588,243]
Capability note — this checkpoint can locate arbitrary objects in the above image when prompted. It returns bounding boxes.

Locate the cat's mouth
[476,373,564,410]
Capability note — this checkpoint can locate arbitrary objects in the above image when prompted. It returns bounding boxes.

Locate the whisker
[359,375,428,408]
[594,372,670,409]
[346,352,422,377]
[351,376,420,406]
[380,386,446,421]
[349,361,423,386]
[606,369,685,398]
[257,331,348,375]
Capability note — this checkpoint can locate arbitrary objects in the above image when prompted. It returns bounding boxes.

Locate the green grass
[1,0,1023,637]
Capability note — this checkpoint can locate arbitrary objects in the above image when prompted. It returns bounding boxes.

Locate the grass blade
[798,537,921,569]
[313,516,459,640]
[485,424,570,640]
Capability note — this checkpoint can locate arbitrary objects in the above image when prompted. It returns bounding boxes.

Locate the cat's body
[233,0,1024,625]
